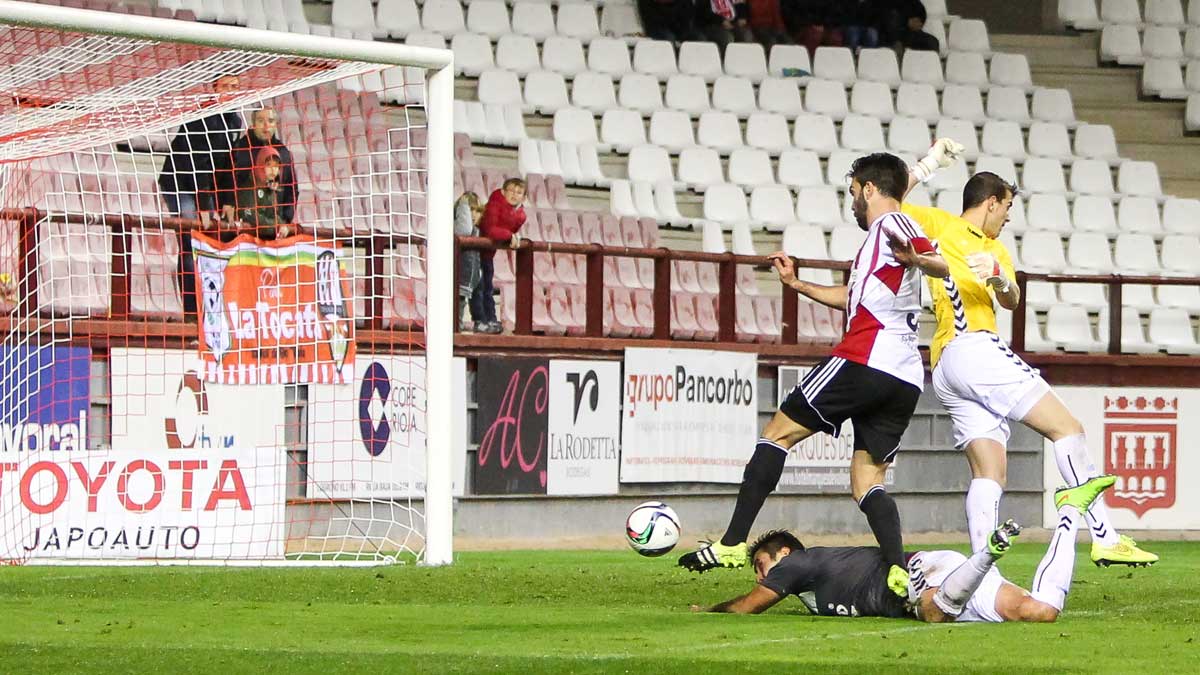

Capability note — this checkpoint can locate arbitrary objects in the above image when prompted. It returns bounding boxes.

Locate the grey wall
[948,0,1062,35]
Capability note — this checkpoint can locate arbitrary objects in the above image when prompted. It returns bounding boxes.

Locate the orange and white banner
[192,233,356,385]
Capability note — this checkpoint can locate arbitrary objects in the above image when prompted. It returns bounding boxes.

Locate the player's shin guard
[720,440,788,546]
[933,550,996,617]
[858,485,905,568]
[1053,434,1119,546]
[1031,505,1081,611]
[965,478,1003,554]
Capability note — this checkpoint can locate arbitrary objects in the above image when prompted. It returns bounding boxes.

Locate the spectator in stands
[231,147,293,240]
[455,191,485,331]
[158,73,242,316]
[782,0,843,58]
[695,0,753,52]
[473,178,527,335]
[747,0,791,51]
[885,0,940,52]
[837,0,881,51]
[638,0,698,43]
[216,107,297,228]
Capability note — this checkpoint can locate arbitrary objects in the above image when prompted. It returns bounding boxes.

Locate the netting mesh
[0,18,436,565]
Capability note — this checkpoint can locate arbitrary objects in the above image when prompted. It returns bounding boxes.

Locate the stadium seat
[496,35,541,75]
[1187,27,1200,58]
[947,19,990,55]
[1160,234,1200,275]
[1023,121,1072,162]
[451,33,494,76]
[332,0,379,37]
[557,3,600,41]
[750,185,798,231]
[697,111,744,154]
[1021,230,1068,272]
[466,0,510,40]
[1101,25,1144,65]
[849,81,896,121]
[1066,230,1116,273]
[678,147,725,189]
[798,186,846,230]
[998,229,1023,266]
[1163,197,1200,233]
[524,71,569,114]
[746,113,791,153]
[608,179,639,218]
[573,72,618,112]
[1024,281,1059,311]
[713,76,758,116]
[1031,88,1077,126]
[1022,157,1068,194]
[618,73,664,115]
[813,46,857,85]
[1071,124,1119,164]
[679,41,724,81]
[1026,193,1073,232]
[888,116,933,155]
[1046,305,1103,351]
[840,114,886,152]
[990,53,1035,92]
[588,38,632,76]
[1117,161,1163,198]
[553,107,600,147]
[1157,281,1200,311]
[1114,233,1162,273]
[703,184,751,229]
[671,291,702,340]
[792,113,839,156]
[987,86,1031,124]
[935,189,964,215]
[1059,0,1103,29]
[1188,94,1200,131]
[1118,196,1164,235]
[1185,60,1200,91]
[557,142,584,185]
[666,74,712,116]
[934,118,980,159]
[653,181,688,225]
[758,77,805,116]
[375,0,418,38]
[782,223,829,259]
[946,51,989,89]
[1070,158,1117,196]
[1101,0,1142,24]
[511,1,555,41]
[1072,194,1120,234]
[825,150,858,190]
[724,43,768,83]
[1149,307,1200,354]
[902,49,945,88]
[829,225,866,260]
[768,44,812,77]
[927,160,969,195]
[1143,59,1188,99]
[543,36,588,78]
[981,120,1027,161]
[517,139,543,176]
[728,148,776,188]
[857,48,901,87]
[805,78,850,120]
[896,82,941,122]
[421,0,464,34]
[600,3,642,38]
[478,70,523,107]
[777,149,825,188]
[700,219,727,254]
[1143,26,1186,60]
[730,219,759,254]
[941,84,987,125]
[627,144,674,185]
[633,40,678,80]
[600,108,647,152]
[1146,0,1187,25]
[1095,307,1158,354]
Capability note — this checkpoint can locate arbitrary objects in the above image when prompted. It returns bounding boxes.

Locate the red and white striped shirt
[831,211,934,390]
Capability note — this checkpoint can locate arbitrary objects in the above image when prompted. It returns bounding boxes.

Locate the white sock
[932,550,997,616]
[1053,434,1120,547]
[1031,505,1081,611]
[965,478,1003,554]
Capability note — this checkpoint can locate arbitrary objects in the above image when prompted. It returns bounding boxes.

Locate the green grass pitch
[1,542,1197,673]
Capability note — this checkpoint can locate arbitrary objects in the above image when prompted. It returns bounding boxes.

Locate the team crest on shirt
[1102,395,1177,518]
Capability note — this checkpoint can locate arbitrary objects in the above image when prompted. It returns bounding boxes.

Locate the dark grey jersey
[759,546,908,618]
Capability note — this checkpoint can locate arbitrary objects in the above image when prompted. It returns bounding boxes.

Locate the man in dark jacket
[885,0,940,52]
[216,107,298,226]
[638,0,698,42]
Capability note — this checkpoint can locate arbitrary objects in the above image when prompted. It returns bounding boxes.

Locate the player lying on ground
[677,151,952,591]
[694,474,1116,622]
[900,152,1157,567]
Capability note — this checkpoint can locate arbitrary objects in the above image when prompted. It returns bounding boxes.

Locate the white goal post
[0,0,455,566]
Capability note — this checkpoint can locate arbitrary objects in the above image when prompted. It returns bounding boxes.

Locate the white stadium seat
[750,185,799,231]
[618,73,664,115]
[902,50,944,88]
[1097,307,1159,354]
[813,46,857,85]
[1118,196,1164,234]
[805,78,850,120]
[512,2,556,41]
[839,114,886,152]
[1143,26,1185,60]
[746,113,792,153]
[679,41,724,81]
[627,145,674,184]
[557,4,600,41]
[553,107,600,147]
[1046,305,1103,352]
[677,147,724,189]
[466,0,510,41]
[651,109,699,152]
[858,48,902,87]
[600,108,646,152]
[543,37,588,78]
[1071,195,1120,234]
[990,53,1035,91]
[1021,230,1068,272]
[1118,161,1164,198]
[941,84,987,125]
[1070,158,1116,196]
[1114,233,1162,273]
[1026,121,1074,162]
[375,0,419,38]
[799,187,848,230]
[600,3,642,38]
[934,118,980,159]
[666,75,712,116]
[1160,234,1200,275]
[946,51,989,89]
[758,77,805,116]
[850,81,896,121]
[1143,59,1188,99]
[896,82,941,122]
[698,111,744,154]
[1163,197,1200,234]
[1058,0,1102,30]
[975,155,1020,187]
[986,86,1032,125]
[1022,157,1068,194]
[588,38,632,76]
[793,113,839,156]
[572,71,618,113]
[1149,308,1200,354]
[981,120,1026,161]
[948,19,992,55]
[478,69,523,107]
[704,184,751,229]
[633,40,678,80]
[888,116,933,155]
[1101,0,1142,24]
[768,44,812,77]
[1072,123,1120,162]
[523,71,570,115]
[421,0,464,34]
[713,76,758,116]
[724,43,768,83]
[778,150,826,188]
[451,33,494,77]
[1100,25,1144,65]
[496,35,541,75]
[1146,0,1186,26]
[729,148,776,188]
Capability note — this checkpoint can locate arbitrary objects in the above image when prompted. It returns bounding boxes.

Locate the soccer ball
[625,501,681,557]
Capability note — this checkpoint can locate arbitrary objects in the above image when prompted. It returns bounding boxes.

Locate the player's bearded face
[850,182,869,231]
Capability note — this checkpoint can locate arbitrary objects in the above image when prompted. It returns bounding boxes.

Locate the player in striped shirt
[679,151,953,592]
[902,160,1157,568]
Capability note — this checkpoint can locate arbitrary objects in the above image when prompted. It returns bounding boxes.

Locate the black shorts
[779,356,920,464]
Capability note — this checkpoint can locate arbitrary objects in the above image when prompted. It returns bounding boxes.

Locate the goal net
[0,1,455,566]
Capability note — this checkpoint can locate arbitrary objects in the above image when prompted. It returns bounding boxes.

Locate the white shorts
[932,332,1050,449]
[906,550,1006,623]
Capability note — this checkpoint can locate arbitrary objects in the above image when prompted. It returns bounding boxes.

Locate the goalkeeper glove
[966,252,1010,293]
[912,138,966,183]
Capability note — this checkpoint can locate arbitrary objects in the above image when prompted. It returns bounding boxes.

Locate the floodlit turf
[1,542,1197,673]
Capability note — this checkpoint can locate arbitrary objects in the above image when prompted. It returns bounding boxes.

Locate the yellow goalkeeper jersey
[900,203,1017,367]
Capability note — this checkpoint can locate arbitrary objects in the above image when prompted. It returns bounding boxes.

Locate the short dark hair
[749,529,805,560]
[846,152,909,200]
[502,177,526,191]
[962,171,1018,211]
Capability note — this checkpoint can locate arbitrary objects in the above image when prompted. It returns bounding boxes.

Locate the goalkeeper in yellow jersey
[901,143,1157,568]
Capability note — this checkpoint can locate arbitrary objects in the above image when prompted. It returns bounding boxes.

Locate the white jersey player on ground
[679,150,953,595]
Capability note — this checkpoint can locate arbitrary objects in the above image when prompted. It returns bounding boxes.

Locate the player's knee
[1020,601,1060,623]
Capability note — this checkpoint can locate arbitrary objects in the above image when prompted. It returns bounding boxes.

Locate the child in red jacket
[471,178,527,333]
